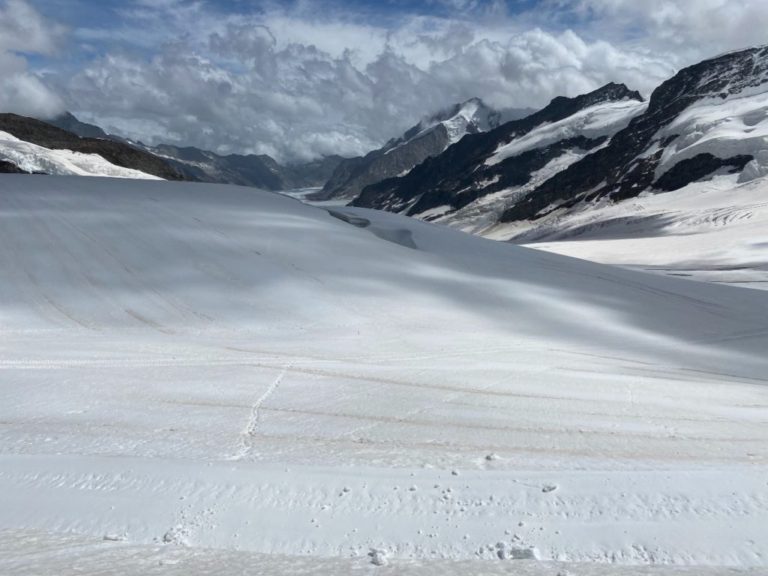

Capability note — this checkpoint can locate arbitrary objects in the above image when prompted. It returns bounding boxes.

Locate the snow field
[0,175,766,573]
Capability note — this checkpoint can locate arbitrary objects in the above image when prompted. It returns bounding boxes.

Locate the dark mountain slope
[0,114,184,180]
[501,46,768,223]
[352,83,643,216]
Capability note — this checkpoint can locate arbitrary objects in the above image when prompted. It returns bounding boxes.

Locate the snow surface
[1,175,767,574]
[0,130,161,179]
[656,90,768,181]
[512,174,768,290]
[487,99,647,166]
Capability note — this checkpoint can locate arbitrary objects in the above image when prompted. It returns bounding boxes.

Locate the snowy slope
[655,90,768,182]
[498,46,768,225]
[487,99,647,167]
[0,130,162,179]
[1,175,767,573]
[503,173,768,290]
[424,99,647,235]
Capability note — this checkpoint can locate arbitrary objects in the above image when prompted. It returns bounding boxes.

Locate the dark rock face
[0,160,28,173]
[501,46,768,223]
[314,98,506,202]
[45,112,110,140]
[653,153,753,192]
[314,126,451,202]
[152,144,345,190]
[360,135,609,217]
[352,83,643,216]
[0,113,185,180]
[153,144,284,189]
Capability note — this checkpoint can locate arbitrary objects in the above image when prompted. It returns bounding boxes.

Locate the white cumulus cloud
[9,0,768,162]
[60,3,676,162]
[0,0,66,118]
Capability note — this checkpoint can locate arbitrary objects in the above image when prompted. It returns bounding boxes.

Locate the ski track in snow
[231,365,291,461]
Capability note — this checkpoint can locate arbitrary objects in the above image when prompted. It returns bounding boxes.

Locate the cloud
[0,0,66,118]
[59,2,678,163]
[14,0,765,162]
[548,0,768,56]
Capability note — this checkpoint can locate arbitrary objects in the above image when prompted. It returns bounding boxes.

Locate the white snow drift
[0,175,766,574]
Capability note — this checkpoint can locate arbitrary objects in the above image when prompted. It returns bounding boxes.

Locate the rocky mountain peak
[648,45,768,116]
[500,45,768,224]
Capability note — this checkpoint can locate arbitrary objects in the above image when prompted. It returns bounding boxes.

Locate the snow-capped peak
[441,98,500,143]
[385,98,500,153]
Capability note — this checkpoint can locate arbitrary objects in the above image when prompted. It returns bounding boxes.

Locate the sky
[2,0,768,163]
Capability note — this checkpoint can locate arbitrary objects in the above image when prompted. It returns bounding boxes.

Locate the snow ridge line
[229,365,290,461]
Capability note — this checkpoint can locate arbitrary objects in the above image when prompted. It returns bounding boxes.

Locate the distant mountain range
[46,113,347,190]
[148,144,344,191]
[351,83,644,222]
[0,113,184,180]
[1,111,344,189]
[4,44,768,250]
[311,99,531,201]
[351,45,768,241]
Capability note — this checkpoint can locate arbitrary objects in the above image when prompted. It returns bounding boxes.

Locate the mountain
[350,45,768,260]
[310,98,525,202]
[0,113,183,180]
[10,111,344,189]
[351,84,645,225]
[498,45,768,225]
[45,111,111,140]
[149,144,344,191]
[0,129,165,179]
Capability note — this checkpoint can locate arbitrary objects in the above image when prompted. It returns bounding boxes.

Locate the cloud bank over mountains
[4,0,767,162]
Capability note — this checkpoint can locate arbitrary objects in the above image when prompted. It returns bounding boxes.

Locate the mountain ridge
[0,113,185,180]
[351,83,644,218]
[501,45,768,223]
[311,98,530,202]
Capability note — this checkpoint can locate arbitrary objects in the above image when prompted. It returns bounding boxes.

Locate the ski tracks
[230,365,291,461]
